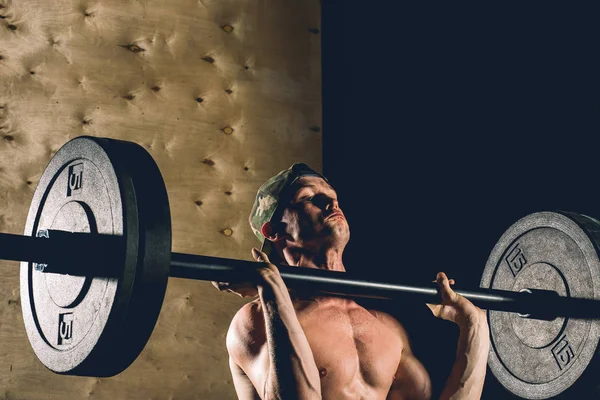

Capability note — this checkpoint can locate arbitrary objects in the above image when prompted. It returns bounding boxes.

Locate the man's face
[278,176,350,250]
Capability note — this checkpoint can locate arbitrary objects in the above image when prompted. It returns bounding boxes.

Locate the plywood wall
[0,0,321,398]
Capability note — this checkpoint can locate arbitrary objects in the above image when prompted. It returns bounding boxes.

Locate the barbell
[1,136,600,399]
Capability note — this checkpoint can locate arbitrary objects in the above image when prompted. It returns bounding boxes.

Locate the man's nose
[325,199,340,211]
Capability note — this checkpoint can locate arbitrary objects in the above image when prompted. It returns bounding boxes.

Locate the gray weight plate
[480,211,600,399]
[20,136,171,377]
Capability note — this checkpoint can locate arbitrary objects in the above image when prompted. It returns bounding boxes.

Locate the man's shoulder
[235,299,263,318]
[366,308,410,340]
[226,300,266,358]
[229,300,265,336]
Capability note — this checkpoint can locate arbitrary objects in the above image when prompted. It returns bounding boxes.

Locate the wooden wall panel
[0,0,321,398]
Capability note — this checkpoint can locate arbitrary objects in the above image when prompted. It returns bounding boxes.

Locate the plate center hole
[511,262,568,348]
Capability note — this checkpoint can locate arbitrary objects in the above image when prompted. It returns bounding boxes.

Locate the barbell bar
[1,229,598,321]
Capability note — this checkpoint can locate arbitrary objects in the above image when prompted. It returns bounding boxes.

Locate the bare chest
[296,301,404,399]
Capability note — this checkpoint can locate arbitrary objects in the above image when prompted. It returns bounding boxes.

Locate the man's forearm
[440,315,490,400]
[260,283,322,400]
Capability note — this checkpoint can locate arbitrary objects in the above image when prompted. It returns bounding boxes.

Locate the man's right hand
[211,248,284,298]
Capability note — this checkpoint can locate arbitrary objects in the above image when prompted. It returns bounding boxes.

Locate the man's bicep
[229,357,262,400]
[388,353,432,400]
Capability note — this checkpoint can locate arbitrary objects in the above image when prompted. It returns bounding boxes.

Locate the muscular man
[214,163,490,400]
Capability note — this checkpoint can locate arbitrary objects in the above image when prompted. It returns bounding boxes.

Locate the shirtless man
[214,163,490,400]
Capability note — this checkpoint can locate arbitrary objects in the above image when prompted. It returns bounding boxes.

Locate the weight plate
[20,136,171,377]
[480,211,600,399]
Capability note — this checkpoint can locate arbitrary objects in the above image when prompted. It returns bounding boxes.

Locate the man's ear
[261,222,284,242]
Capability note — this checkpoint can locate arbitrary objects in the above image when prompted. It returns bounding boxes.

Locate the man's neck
[286,246,346,272]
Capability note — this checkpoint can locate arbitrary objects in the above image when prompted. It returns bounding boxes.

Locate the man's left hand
[426,272,487,329]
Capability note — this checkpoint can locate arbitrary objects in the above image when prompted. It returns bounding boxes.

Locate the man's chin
[328,224,350,244]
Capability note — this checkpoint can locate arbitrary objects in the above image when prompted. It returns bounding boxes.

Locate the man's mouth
[326,212,345,221]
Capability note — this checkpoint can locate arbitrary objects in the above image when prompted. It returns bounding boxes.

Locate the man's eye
[310,194,329,207]
[299,194,333,207]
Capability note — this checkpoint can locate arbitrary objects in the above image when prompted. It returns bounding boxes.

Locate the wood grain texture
[0,0,321,398]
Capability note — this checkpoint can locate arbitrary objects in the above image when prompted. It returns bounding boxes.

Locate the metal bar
[4,233,600,320]
[169,253,523,307]
[0,231,50,264]
[170,252,600,320]
[0,231,122,276]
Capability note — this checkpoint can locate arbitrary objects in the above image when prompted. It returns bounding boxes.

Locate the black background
[321,2,600,399]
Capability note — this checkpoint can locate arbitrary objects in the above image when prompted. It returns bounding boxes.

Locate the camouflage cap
[249,163,328,263]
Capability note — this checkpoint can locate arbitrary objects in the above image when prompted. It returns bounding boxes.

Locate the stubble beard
[324,219,350,249]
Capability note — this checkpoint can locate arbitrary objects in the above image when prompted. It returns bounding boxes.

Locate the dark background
[321,2,599,399]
